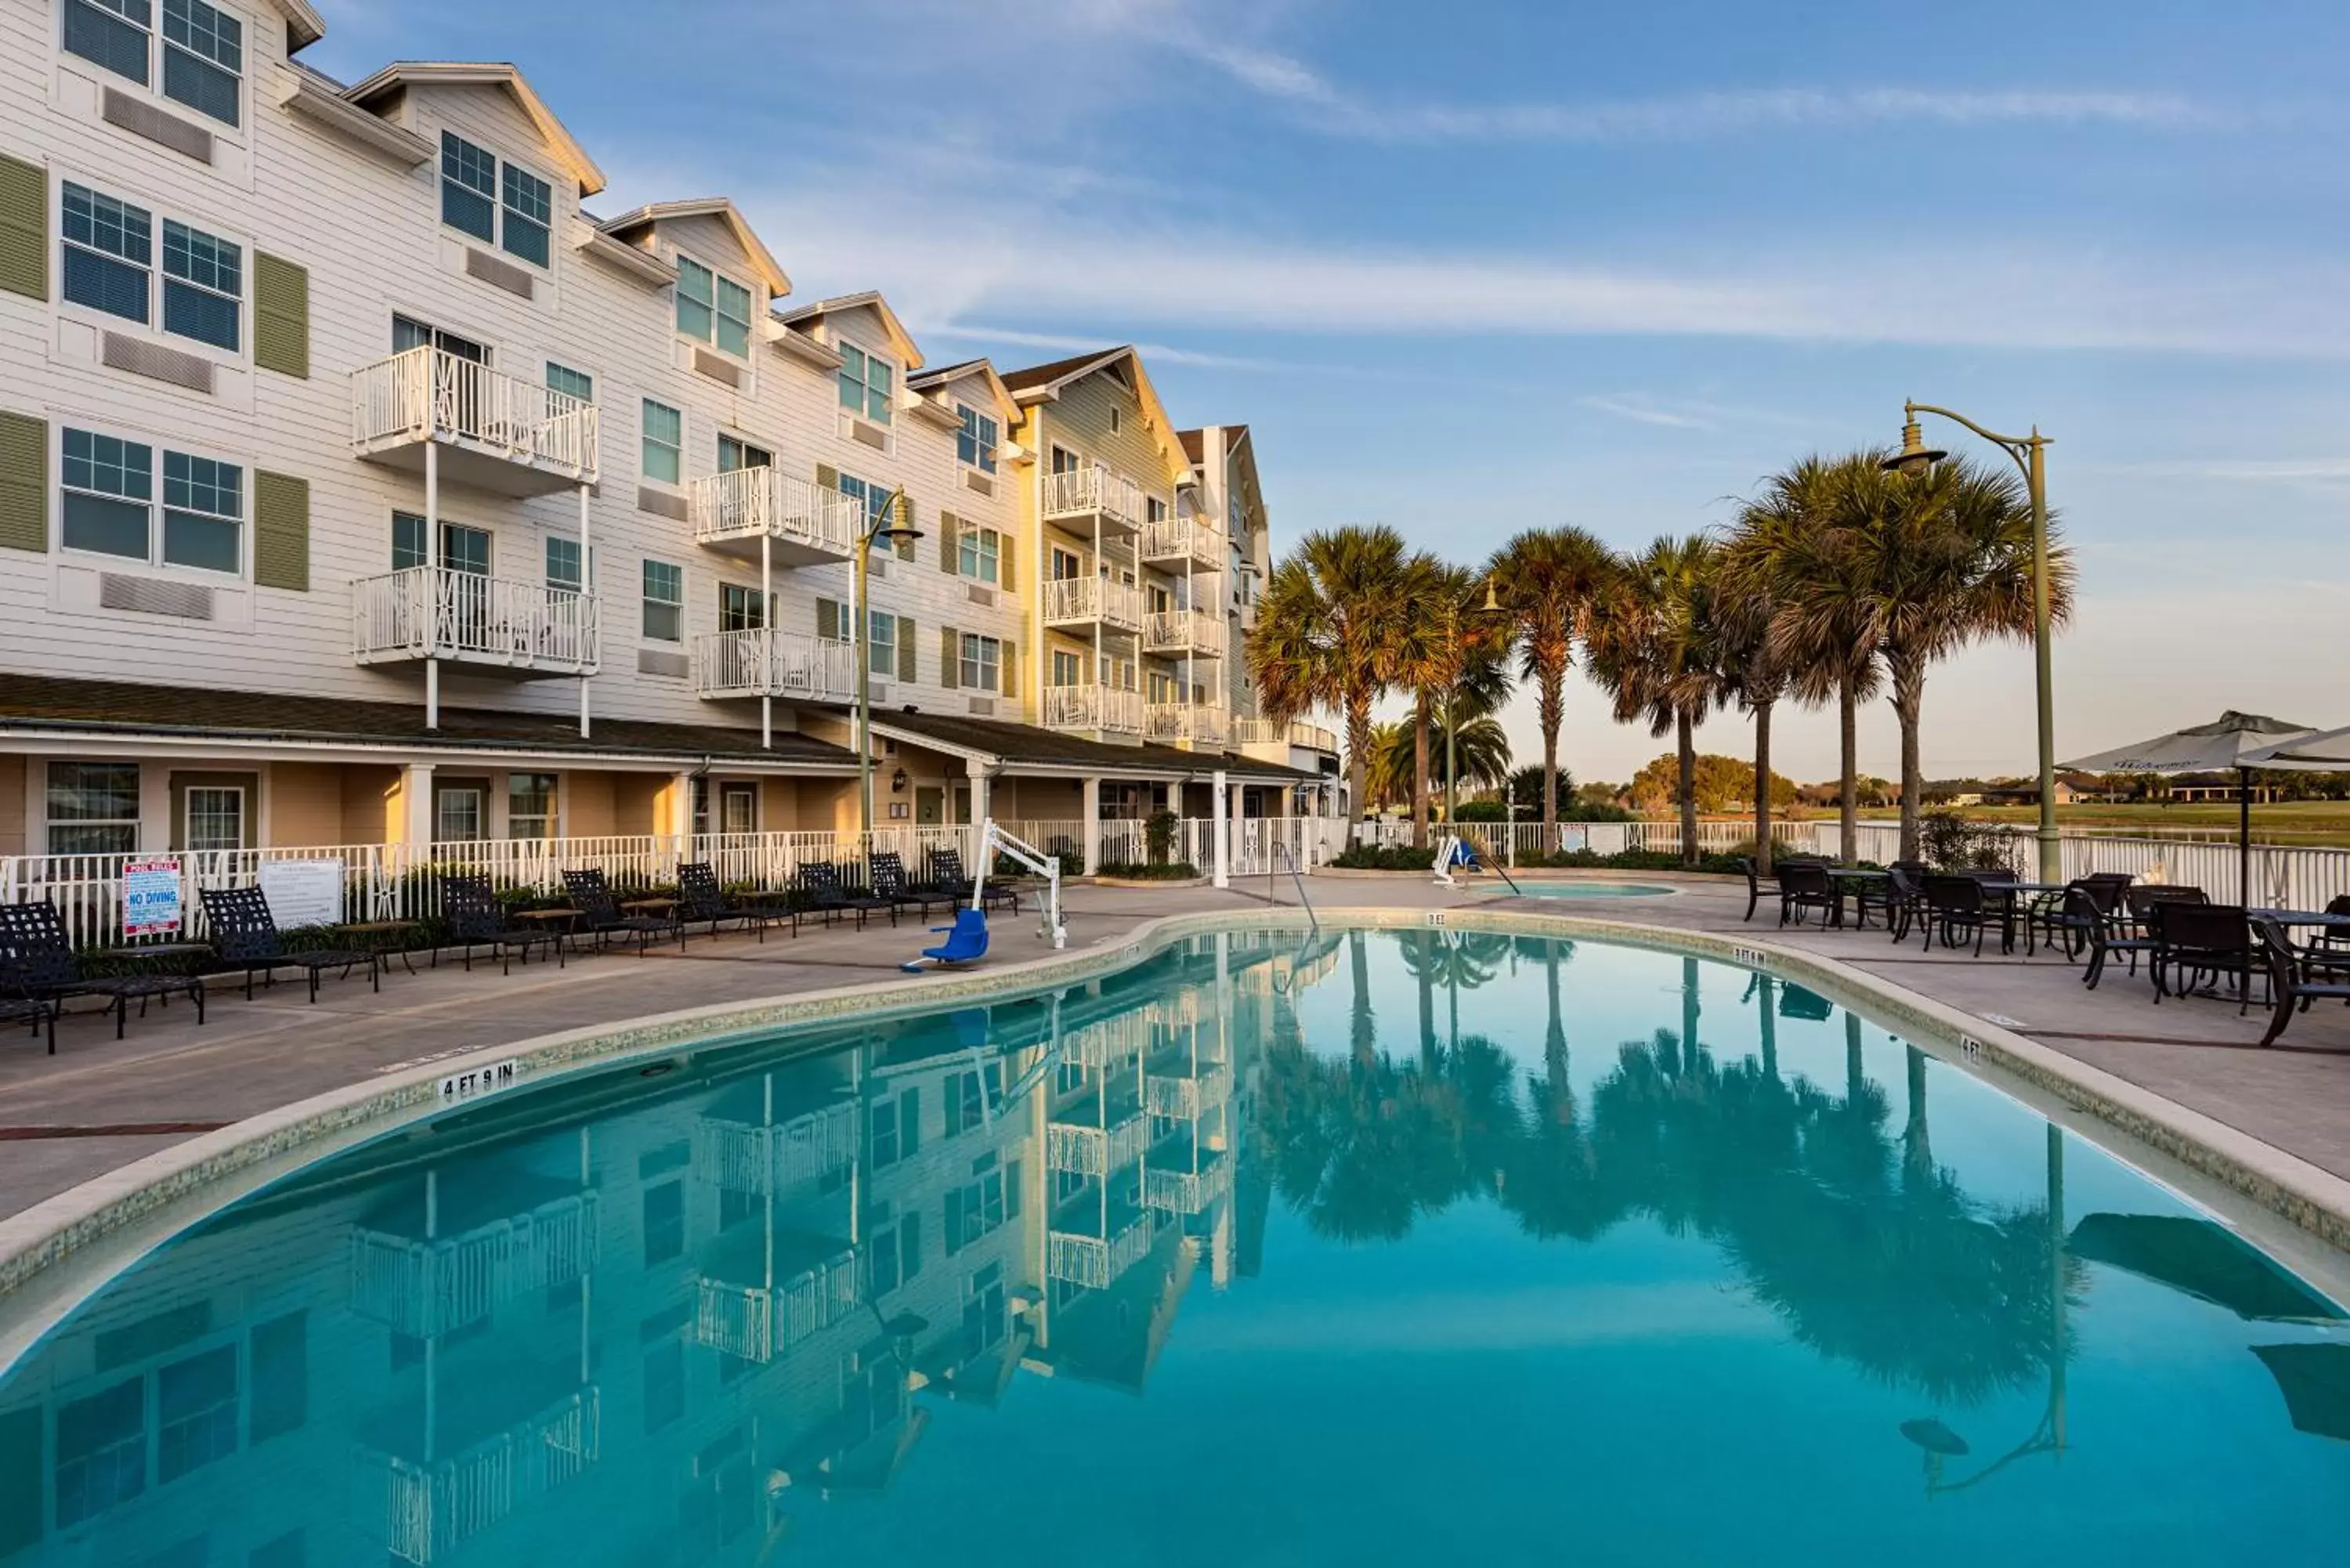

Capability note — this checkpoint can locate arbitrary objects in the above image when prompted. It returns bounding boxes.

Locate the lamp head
[1882,415,1947,477]
[1481,574,1503,614]
[873,489,924,544]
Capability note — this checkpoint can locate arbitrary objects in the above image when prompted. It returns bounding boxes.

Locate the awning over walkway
[798,703,1314,786]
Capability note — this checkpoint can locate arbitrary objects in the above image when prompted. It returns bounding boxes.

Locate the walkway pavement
[3,874,2345,1225]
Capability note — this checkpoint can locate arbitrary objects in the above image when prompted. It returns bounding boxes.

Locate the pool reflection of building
[0,934,1278,1567]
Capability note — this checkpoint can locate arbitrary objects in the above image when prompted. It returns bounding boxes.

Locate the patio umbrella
[2063,711,2316,904]
[2251,1343,2350,1443]
[2067,1213,2347,1323]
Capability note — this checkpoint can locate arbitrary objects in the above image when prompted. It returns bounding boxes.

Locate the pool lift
[901,818,1066,972]
[1433,832,1524,895]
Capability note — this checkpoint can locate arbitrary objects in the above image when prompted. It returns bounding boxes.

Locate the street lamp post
[1885,403,2059,883]
[1436,575,1508,831]
[855,490,924,836]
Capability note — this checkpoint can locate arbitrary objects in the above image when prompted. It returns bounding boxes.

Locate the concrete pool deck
[3,870,2348,1243]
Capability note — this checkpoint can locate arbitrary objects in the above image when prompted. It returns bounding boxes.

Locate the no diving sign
[438,1060,524,1102]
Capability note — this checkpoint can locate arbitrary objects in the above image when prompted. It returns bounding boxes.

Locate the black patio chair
[1920,876,1994,957]
[870,852,953,919]
[1736,855,1778,923]
[1881,866,1933,945]
[560,869,683,953]
[198,886,378,1003]
[2150,901,2258,1012]
[678,862,794,942]
[2121,884,2206,942]
[0,991,59,1053]
[2252,916,2350,1046]
[1776,861,1838,928]
[2028,880,2107,962]
[2079,887,2162,992]
[439,874,564,974]
[924,848,1020,915]
[0,901,208,1044]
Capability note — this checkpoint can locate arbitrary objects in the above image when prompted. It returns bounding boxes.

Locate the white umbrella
[2063,712,2317,904]
[2240,724,2350,771]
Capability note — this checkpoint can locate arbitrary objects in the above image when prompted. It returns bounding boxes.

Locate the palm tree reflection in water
[1261,936,2080,1418]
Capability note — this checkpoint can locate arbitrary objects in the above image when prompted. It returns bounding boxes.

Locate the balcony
[1043,684,1143,735]
[1061,1006,1152,1068]
[1144,703,1229,749]
[349,1188,600,1339]
[1144,1155,1233,1216]
[351,568,598,678]
[695,1245,861,1363]
[363,1385,599,1565]
[1235,717,1340,754]
[1140,516,1224,569]
[691,1099,859,1192]
[351,345,597,497]
[1047,1212,1156,1289]
[1144,609,1226,659]
[694,629,856,703]
[1144,1064,1232,1120]
[1042,576,1144,631]
[1042,467,1145,532]
[1047,1107,1149,1176]
[690,468,860,567]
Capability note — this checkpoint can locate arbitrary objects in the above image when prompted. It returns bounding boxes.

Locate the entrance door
[719,782,757,836]
[915,787,943,827]
[438,523,493,652]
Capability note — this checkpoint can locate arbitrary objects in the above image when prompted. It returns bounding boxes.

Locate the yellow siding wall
[0,756,24,857]
[566,771,618,836]
[269,764,345,846]
[365,767,414,844]
[616,775,665,836]
[1008,778,1082,818]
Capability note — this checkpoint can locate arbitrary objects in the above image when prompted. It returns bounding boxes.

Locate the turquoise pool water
[2,930,2345,1566]
[1503,880,1674,898]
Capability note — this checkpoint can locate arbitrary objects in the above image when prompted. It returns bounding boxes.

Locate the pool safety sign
[438,1059,525,1102]
[259,858,345,930]
[122,858,183,937]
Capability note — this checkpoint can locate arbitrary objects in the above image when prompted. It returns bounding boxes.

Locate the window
[957,526,1000,586]
[545,536,582,593]
[161,0,240,125]
[642,1181,684,1266]
[392,515,486,575]
[1146,495,1167,524]
[545,362,594,403]
[64,0,152,87]
[961,1265,1007,1360]
[62,430,243,573]
[62,183,150,326]
[156,1344,237,1483]
[434,786,483,843]
[642,400,682,485]
[943,1161,1007,1255]
[1108,406,1123,434]
[718,583,764,632]
[866,609,896,678]
[642,560,684,642]
[439,132,497,244]
[392,512,426,571]
[501,164,550,266]
[1050,649,1083,688]
[719,782,756,834]
[508,774,556,840]
[944,1064,1000,1137]
[717,435,770,473]
[642,1338,684,1433]
[898,1209,922,1282]
[47,762,139,855]
[183,786,243,851]
[55,1375,145,1526]
[677,257,753,358]
[956,406,997,473]
[1050,445,1081,475]
[161,219,240,350]
[1050,547,1081,582]
[393,316,486,363]
[960,634,1001,694]
[837,343,892,425]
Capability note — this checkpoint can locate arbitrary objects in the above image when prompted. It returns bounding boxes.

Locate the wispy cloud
[915,322,1304,372]
[1576,392,1820,432]
[2128,457,2350,482]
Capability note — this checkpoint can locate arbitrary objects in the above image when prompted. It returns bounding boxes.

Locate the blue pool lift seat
[902,909,989,972]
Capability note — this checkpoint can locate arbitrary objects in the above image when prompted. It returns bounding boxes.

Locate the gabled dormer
[596,198,788,393]
[772,291,925,457]
[908,358,1024,503]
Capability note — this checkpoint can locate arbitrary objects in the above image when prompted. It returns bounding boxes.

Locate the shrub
[1919,810,2014,873]
[1097,861,1200,880]
[1332,844,1438,871]
[1144,810,1180,866]
[1452,800,1509,823]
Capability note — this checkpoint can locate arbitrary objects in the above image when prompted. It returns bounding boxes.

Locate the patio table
[1967,881,2070,956]
[1822,868,1886,929]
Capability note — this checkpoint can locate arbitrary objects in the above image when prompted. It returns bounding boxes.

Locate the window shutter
[252,471,310,590]
[252,253,310,378]
[817,597,841,641]
[0,154,46,302]
[939,626,960,689]
[997,529,1013,589]
[938,510,958,573]
[896,616,916,683]
[0,412,45,553]
[999,639,1016,699]
[815,463,838,491]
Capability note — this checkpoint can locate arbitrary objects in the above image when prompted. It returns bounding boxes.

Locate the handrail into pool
[6,906,2350,1372]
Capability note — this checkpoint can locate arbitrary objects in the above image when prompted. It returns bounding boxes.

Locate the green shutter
[252,253,309,378]
[0,412,46,553]
[0,154,46,302]
[815,462,838,491]
[253,471,310,590]
[817,597,841,641]
[938,511,959,573]
[896,616,916,683]
[1000,639,1016,699]
[997,528,1013,590]
[939,626,960,689]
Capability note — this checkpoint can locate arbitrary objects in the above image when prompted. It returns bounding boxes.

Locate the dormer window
[440,133,552,269]
[956,406,998,474]
[838,344,892,425]
[63,0,243,128]
[676,257,751,357]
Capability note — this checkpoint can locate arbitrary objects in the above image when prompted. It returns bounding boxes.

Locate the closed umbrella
[2063,712,2316,903]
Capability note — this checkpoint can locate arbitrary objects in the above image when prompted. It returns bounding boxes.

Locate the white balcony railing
[349,1194,601,1340]
[1047,1111,1149,1176]
[689,468,859,560]
[1042,576,1144,630]
[351,345,597,484]
[694,1248,860,1363]
[1062,1007,1152,1068]
[1144,703,1229,747]
[1140,516,1224,567]
[1144,1159,1233,1216]
[690,1101,859,1193]
[1043,467,1146,527]
[693,629,856,702]
[369,1387,598,1565]
[1043,684,1143,735]
[1046,1214,1156,1289]
[1144,610,1226,658]
[1144,1066,1231,1120]
[351,568,599,674]
[1234,717,1339,753]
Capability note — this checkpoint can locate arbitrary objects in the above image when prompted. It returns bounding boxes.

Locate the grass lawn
[1851,801,2350,847]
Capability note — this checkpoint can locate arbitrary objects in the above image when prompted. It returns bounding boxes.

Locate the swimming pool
[2,927,2344,1566]
[1501,880,1675,898]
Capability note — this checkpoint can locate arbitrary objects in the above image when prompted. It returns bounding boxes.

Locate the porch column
[1228,775,1245,880]
[967,768,990,829]
[402,763,435,853]
[1212,769,1230,888]
[669,770,696,844]
[1081,775,1101,876]
[424,441,440,730]
[577,482,592,739]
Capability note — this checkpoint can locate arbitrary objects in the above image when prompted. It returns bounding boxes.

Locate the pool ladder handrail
[1272,843,1318,934]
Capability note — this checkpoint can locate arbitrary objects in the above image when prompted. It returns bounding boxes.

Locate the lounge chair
[870,852,953,919]
[926,848,1019,915]
[439,874,565,974]
[678,862,794,942]
[2253,916,2350,1046]
[797,862,896,929]
[198,886,378,1003]
[0,900,207,1042]
[560,869,683,953]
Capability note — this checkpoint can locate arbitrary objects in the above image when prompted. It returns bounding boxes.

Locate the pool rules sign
[122,858,183,938]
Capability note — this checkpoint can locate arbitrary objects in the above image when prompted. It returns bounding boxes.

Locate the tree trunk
[1415,933,1437,1067]
[1539,662,1564,829]
[1890,652,1925,864]
[1545,948,1568,1122]
[1344,691,1373,846]
[1412,692,1432,851]
[1348,929,1375,1068]
[1752,697,1775,874]
[1838,677,1859,867]
[1677,707,1698,869]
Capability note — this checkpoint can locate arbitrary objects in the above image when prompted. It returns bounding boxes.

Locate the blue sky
[311,0,2350,784]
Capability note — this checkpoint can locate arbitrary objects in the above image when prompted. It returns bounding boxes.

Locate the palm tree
[1717,512,1800,872]
[1361,720,1414,812]
[1491,526,1614,830]
[1388,559,1507,846]
[1375,707,1513,804]
[1588,536,1732,868]
[1739,455,1885,865]
[1249,525,1415,844]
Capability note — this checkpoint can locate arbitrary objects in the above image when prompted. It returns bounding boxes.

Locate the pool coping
[7,904,2350,1367]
